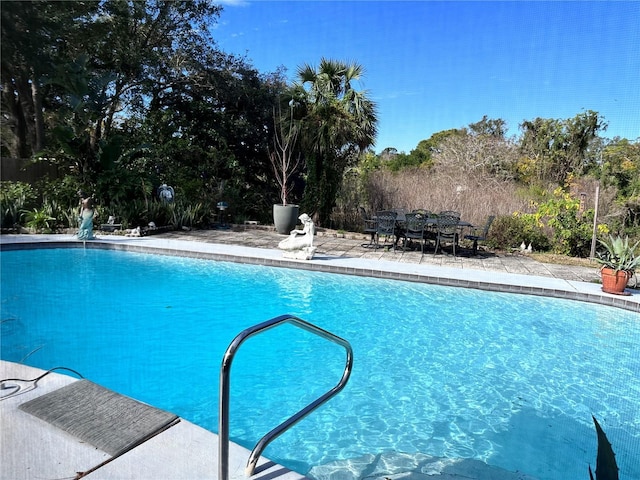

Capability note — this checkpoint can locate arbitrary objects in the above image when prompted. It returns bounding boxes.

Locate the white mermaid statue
[77,192,95,240]
[278,213,317,259]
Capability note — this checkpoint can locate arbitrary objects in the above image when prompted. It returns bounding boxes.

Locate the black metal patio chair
[434,214,461,256]
[374,210,398,251]
[464,215,495,255]
[402,212,428,255]
[359,207,378,248]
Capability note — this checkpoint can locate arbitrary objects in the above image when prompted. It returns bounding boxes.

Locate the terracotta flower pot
[600,267,631,295]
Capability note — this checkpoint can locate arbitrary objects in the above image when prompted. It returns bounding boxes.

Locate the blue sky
[213,1,640,153]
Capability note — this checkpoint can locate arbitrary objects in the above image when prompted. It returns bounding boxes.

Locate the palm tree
[295,58,377,226]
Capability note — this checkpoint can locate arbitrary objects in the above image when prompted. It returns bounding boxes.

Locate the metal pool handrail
[218,314,354,480]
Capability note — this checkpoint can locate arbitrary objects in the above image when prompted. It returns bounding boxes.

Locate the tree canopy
[519,110,606,185]
[1,0,288,220]
[294,58,378,225]
[2,1,638,238]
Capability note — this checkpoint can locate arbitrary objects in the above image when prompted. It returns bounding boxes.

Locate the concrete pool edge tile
[1,234,639,313]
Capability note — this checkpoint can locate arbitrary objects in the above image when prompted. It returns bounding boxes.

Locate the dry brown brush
[361,167,532,227]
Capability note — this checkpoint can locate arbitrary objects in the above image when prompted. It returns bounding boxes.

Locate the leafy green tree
[468,115,507,138]
[519,110,607,185]
[59,1,222,194]
[4,0,286,222]
[386,152,418,171]
[599,138,640,198]
[1,0,97,158]
[294,58,378,226]
[597,137,640,229]
[400,129,466,170]
[374,147,419,172]
[130,59,285,221]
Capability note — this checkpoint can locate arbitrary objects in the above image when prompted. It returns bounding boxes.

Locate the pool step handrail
[218,314,353,480]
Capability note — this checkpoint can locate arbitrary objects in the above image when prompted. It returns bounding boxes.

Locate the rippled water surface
[2,248,639,479]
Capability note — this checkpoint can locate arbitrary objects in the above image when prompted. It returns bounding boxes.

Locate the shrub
[145,200,175,227]
[38,176,83,213]
[0,181,37,229]
[22,208,56,233]
[108,199,147,228]
[39,193,87,230]
[486,214,550,251]
[169,201,207,229]
[528,187,598,257]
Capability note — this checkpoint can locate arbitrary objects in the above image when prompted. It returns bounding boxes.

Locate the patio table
[369,210,473,251]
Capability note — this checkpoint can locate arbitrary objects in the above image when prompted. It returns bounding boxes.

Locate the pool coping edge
[2,237,638,313]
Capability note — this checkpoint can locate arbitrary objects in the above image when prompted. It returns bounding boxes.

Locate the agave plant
[589,416,619,480]
[595,235,640,273]
[170,201,205,229]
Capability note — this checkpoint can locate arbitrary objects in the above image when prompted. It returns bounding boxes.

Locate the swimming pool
[1,247,639,479]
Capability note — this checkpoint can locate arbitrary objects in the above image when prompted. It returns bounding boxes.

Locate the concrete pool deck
[1,361,306,480]
[1,231,638,480]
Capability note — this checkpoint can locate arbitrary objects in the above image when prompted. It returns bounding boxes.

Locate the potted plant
[594,234,640,295]
[270,97,301,234]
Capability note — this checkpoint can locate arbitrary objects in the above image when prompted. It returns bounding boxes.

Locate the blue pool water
[1,248,639,479]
